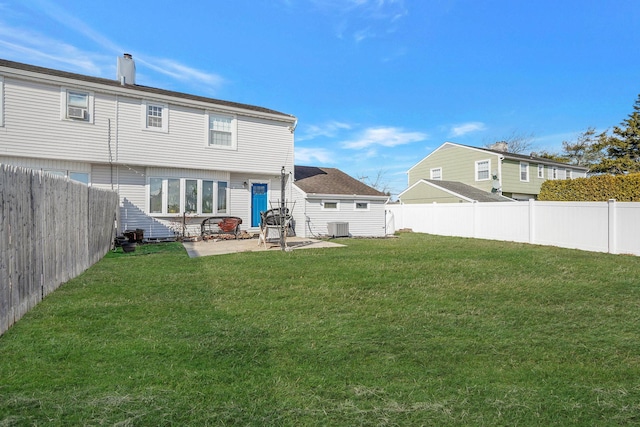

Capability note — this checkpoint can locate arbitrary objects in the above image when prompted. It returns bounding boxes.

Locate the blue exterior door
[251,183,268,227]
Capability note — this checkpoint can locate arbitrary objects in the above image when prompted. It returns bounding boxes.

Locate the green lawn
[1,233,639,426]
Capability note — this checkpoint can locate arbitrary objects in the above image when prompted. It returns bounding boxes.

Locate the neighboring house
[291,166,389,237]
[0,56,296,238]
[399,179,515,204]
[400,142,589,203]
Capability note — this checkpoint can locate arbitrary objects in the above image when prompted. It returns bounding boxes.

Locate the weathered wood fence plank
[0,164,118,336]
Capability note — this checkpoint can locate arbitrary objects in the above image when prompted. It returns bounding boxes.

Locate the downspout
[498,154,504,195]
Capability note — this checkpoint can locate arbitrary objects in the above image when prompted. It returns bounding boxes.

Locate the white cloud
[450,122,487,137]
[137,57,225,90]
[0,25,106,75]
[29,0,124,53]
[311,0,408,42]
[295,147,335,164]
[342,126,427,149]
[297,121,353,141]
[0,0,225,93]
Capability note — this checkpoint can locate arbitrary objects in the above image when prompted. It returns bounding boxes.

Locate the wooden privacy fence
[386,200,640,256]
[0,164,119,336]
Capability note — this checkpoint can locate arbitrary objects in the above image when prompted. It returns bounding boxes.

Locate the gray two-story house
[0,56,297,238]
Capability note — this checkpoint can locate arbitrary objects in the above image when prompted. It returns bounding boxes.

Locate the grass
[1,233,639,426]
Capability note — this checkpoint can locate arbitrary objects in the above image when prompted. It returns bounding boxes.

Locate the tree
[591,94,640,174]
[357,170,392,196]
[535,150,568,163]
[484,130,536,154]
[560,127,604,168]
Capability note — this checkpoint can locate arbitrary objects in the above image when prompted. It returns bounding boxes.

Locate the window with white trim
[208,113,237,148]
[430,168,442,180]
[322,200,339,210]
[520,162,529,182]
[355,201,370,211]
[475,160,490,181]
[538,164,544,178]
[149,177,228,215]
[142,101,168,132]
[43,169,90,185]
[566,169,572,179]
[551,167,558,179]
[61,88,93,122]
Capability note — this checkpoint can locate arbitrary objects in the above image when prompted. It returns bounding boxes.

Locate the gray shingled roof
[455,142,589,170]
[294,166,388,197]
[0,58,294,119]
[424,179,514,202]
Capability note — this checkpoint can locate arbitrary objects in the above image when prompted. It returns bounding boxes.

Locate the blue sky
[1,0,639,196]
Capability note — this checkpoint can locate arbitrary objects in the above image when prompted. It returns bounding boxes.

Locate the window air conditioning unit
[67,107,87,120]
[327,222,349,237]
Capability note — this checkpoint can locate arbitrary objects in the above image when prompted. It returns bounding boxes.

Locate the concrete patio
[182,236,345,257]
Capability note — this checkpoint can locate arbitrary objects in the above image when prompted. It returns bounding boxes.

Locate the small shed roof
[294,166,388,197]
[419,179,514,202]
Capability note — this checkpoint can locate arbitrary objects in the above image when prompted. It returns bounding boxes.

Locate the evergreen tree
[591,94,640,174]
[560,127,604,168]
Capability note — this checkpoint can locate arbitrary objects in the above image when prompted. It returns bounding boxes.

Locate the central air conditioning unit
[67,107,87,120]
[327,222,349,237]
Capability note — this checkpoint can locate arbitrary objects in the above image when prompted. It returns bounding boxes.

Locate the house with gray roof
[399,179,515,204]
[291,166,389,237]
[0,56,296,238]
[400,141,589,203]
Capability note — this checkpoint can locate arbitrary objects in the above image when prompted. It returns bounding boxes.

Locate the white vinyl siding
[0,76,4,127]
[291,190,387,238]
[475,159,490,181]
[0,156,90,182]
[1,77,293,174]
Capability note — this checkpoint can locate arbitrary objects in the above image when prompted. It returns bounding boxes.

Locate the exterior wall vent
[327,222,349,237]
[117,53,136,85]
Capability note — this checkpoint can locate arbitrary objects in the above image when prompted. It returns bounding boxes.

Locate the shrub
[538,173,640,201]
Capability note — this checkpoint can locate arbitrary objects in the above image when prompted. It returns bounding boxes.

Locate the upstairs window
[430,168,442,180]
[61,88,93,122]
[142,101,168,132]
[475,160,490,181]
[520,162,529,182]
[67,91,88,120]
[208,113,236,149]
[538,164,544,178]
[147,105,163,128]
[566,169,572,179]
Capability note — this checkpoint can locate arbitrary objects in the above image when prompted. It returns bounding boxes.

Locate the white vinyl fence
[1,164,119,336]
[386,200,640,256]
